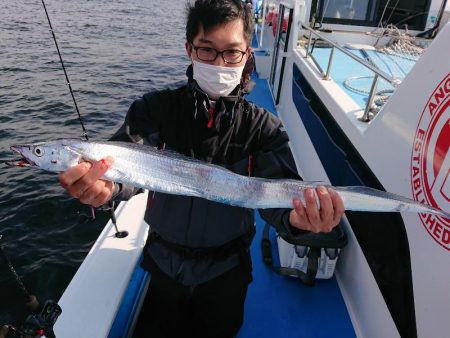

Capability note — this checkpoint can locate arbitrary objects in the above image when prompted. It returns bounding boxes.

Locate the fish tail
[336,185,450,218]
[426,206,450,220]
[444,210,450,220]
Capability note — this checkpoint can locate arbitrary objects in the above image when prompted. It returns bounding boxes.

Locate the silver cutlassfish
[5,139,450,218]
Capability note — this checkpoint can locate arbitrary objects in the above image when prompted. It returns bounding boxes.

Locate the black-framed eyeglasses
[190,44,247,64]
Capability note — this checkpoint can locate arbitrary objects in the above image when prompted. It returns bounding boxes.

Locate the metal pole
[324,46,335,80]
[301,25,395,84]
[305,30,312,58]
[108,201,128,238]
[259,0,268,48]
[361,75,380,122]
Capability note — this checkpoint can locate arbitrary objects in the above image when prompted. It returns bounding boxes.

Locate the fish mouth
[2,146,37,167]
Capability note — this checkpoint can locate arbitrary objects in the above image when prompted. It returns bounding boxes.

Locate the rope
[343,76,395,108]
[342,24,424,111]
[377,24,424,61]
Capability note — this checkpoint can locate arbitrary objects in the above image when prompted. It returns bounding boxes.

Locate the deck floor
[238,75,355,338]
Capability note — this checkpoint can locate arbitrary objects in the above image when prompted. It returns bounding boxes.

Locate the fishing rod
[40,0,127,238]
[0,236,38,313]
[40,0,88,141]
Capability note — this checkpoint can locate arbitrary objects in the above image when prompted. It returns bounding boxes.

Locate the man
[59,1,344,337]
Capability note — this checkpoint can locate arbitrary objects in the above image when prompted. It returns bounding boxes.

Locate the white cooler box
[277,236,341,279]
[262,223,347,285]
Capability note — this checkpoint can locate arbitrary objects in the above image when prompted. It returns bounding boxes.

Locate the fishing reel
[0,300,61,338]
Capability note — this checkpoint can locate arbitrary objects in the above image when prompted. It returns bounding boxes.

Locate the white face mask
[192,60,245,99]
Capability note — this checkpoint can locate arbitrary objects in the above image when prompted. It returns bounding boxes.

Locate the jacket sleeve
[251,109,306,235]
[108,92,164,201]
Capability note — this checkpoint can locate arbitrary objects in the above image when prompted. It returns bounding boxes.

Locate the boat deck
[238,213,354,337]
[307,46,417,108]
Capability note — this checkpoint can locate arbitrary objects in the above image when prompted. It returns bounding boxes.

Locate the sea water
[0,0,187,325]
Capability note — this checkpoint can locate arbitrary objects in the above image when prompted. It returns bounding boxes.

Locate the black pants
[133,257,252,338]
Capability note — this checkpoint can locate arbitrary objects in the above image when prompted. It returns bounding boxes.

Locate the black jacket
[110,70,300,285]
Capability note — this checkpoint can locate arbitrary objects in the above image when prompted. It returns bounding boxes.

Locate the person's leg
[134,264,190,338]
[189,257,253,338]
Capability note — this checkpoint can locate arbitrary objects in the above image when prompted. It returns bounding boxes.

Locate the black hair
[186,0,254,47]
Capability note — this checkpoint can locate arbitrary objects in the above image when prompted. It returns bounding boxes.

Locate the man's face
[186,19,250,68]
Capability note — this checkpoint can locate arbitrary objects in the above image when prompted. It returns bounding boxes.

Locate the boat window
[374,0,432,29]
[321,0,370,21]
[312,0,432,30]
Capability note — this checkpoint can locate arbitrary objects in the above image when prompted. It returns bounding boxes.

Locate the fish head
[9,140,83,172]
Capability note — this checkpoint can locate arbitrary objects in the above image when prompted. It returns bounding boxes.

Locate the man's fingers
[290,199,313,232]
[317,186,333,224]
[304,188,320,228]
[59,162,92,188]
[69,157,114,198]
[293,198,306,218]
[290,187,344,234]
[330,188,345,225]
[80,180,113,207]
[79,180,105,205]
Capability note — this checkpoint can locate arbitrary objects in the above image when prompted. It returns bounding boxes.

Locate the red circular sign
[410,73,450,250]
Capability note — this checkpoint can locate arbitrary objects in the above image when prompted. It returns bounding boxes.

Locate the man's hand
[289,186,344,233]
[59,157,115,208]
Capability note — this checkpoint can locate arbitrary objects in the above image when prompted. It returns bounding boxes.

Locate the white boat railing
[300,25,400,122]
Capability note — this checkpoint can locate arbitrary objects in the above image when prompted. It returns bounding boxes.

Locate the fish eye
[33,147,44,157]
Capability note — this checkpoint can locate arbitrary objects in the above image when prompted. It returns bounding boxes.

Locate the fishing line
[40,0,89,141]
[0,236,39,313]
[39,0,127,238]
